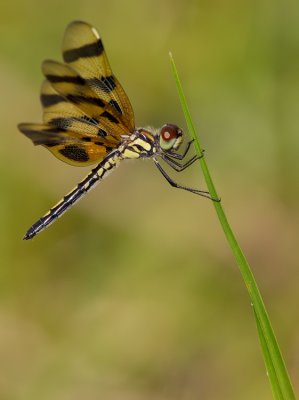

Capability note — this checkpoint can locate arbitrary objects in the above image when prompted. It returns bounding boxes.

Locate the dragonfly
[18,21,217,240]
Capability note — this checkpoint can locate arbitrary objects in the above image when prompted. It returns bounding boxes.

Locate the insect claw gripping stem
[212,196,221,202]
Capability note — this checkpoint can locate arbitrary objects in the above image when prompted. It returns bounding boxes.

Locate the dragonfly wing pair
[18,21,216,240]
[19,20,135,167]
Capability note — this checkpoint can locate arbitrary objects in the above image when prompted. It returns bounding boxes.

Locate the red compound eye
[160,124,182,141]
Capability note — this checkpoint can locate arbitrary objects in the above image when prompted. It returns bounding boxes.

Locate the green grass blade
[254,307,284,400]
[169,52,296,400]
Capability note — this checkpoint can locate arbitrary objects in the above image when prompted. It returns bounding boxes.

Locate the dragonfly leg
[153,158,220,201]
[167,139,205,160]
[162,154,200,172]
[167,140,193,159]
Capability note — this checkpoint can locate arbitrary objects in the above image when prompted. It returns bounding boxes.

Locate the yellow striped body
[23,129,157,239]
[18,21,191,240]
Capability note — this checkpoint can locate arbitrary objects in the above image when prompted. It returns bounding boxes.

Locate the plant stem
[169,52,296,400]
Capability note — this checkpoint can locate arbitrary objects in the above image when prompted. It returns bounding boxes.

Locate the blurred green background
[1,0,299,399]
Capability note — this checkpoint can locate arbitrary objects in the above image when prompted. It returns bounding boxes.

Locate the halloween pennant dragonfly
[18,21,215,240]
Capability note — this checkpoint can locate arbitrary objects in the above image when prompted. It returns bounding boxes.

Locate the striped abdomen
[23,151,121,240]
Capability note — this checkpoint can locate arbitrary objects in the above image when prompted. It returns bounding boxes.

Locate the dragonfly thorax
[121,124,184,160]
[123,124,184,160]
[120,128,156,159]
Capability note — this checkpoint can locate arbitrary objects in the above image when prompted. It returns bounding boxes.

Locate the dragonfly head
[159,124,183,152]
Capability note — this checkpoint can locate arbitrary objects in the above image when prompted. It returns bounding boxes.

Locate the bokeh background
[1,0,299,399]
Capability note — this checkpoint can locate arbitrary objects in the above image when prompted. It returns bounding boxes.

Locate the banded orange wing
[19,21,134,166]
[19,122,113,166]
[62,21,134,131]
[19,21,215,240]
